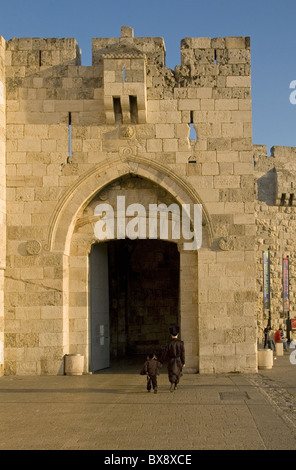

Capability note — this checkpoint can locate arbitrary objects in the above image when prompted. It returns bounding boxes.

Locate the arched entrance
[47,156,213,374]
[89,239,180,372]
[70,172,201,372]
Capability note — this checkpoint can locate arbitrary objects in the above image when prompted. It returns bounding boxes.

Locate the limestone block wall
[0,36,6,376]
[255,145,296,339]
[3,27,257,375]
[177,36,256,373]
[5,38,81,375]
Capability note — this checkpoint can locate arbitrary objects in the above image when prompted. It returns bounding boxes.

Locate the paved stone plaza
[0,354,296,450]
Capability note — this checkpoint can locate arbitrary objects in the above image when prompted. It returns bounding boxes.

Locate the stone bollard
[64,354,84,376]
[258,349,273,370]
[275,342,284,356]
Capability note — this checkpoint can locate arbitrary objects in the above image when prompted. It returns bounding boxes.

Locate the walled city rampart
[254,145,296,337]
[0,26,291,376]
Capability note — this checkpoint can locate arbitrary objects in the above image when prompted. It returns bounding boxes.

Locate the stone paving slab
[0,364,295,451]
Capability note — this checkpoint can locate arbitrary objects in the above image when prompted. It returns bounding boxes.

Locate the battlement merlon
[180,36,251,73]
[6,37,81,69]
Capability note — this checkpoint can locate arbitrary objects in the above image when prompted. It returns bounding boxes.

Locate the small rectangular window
[68,112,72,157]
[189,111,197,140]
[280,193,286,206]
[113,97,123,124]
[129,95,138,124]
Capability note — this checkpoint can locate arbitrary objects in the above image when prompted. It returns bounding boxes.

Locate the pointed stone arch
[45,155,214,255]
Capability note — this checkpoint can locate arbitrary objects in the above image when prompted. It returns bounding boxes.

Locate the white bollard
[275,342,284,356]
[258,349,273,370]
[64,354,84,376]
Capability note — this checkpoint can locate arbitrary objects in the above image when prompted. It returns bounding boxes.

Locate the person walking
[140,353,162,394]
[263,325,269,348]
[267,326,276,353]
[161,326,185,392]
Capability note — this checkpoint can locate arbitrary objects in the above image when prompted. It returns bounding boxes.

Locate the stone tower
[1,27,257,376]
[0,36,6,376]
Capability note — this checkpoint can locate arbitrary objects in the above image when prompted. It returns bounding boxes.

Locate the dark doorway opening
[108,239,180,366]
[89,239,180,372]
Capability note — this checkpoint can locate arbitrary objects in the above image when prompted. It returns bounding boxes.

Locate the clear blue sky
[0,0,296,152]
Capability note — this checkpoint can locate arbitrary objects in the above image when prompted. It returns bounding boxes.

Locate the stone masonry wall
[0,36,6,376]
[5,38,81,375]
[3,27,257,375]
[255,145,296,340]
[180,36,256,373]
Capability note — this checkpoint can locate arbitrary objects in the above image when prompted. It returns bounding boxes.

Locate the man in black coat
[161,326,185,392]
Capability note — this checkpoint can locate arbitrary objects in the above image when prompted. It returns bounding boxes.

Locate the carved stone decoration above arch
[218,236,234,251]
[26,239,42,255]
[45,155,214,255]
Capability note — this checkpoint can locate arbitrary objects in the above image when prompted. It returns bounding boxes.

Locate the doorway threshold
[93,356,146,374]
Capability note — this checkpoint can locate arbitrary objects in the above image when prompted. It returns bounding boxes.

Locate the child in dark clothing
[140,353,162,394]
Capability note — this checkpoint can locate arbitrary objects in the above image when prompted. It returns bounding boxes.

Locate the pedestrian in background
[161,326,185,392]
[264,325,269,348]
[274,327,289,351]
[268,326,276,353]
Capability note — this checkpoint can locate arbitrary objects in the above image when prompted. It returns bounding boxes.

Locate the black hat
[169,326,179,336]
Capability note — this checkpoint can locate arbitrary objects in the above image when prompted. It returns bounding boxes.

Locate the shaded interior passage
[108,239,180,361]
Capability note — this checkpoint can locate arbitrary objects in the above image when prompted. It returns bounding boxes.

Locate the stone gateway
[0,27,292,376]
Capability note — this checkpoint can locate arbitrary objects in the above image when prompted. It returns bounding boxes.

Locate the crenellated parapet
[254,145,296,206]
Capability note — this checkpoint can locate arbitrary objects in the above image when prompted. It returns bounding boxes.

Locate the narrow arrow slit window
[68,112,72,157]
